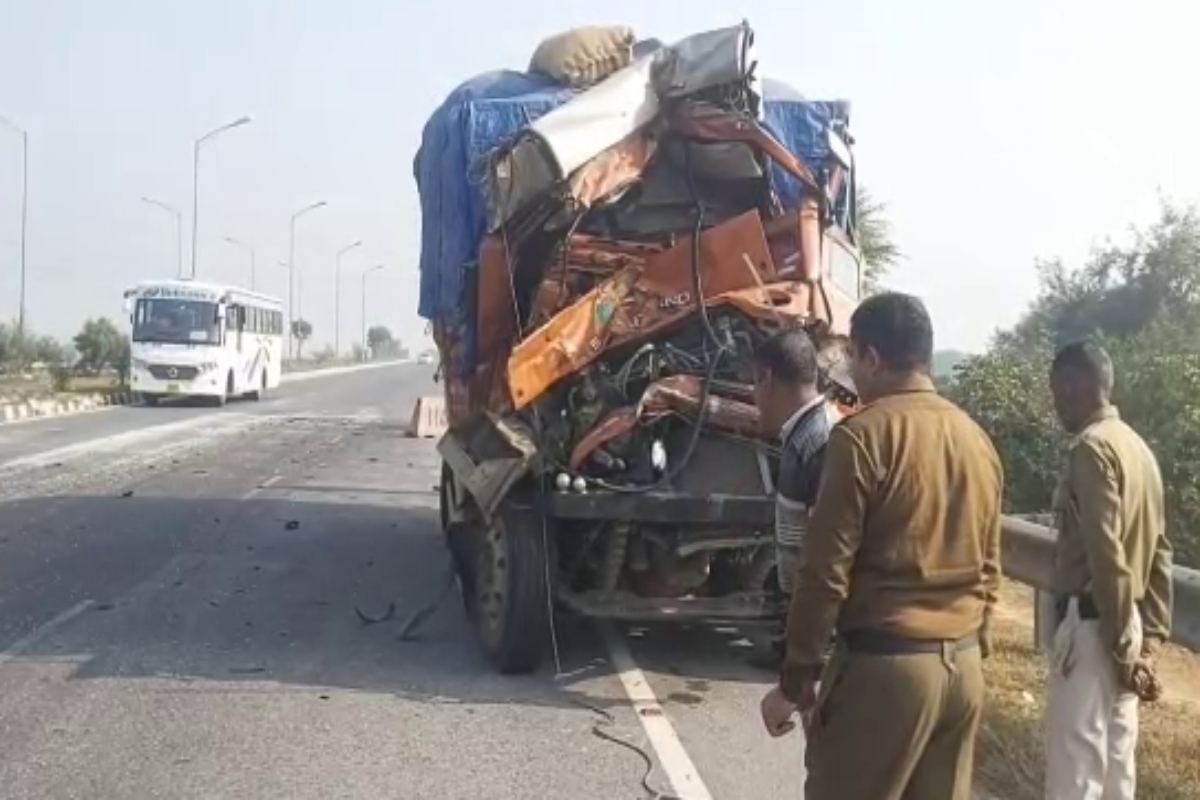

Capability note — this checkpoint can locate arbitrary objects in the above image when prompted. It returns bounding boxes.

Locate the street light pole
[334,239,362,357]
[287,201,327,360]
[224,236,256,290]
[190,115,252,280]
[362,263,384,360]
[0,115,29,336]
[141,197,183,278]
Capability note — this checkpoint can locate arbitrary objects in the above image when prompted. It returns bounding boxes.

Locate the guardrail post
[1033,589,1057,653]
[1033,589,1044,652]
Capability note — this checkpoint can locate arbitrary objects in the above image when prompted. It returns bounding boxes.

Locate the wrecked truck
[415,22,861,673]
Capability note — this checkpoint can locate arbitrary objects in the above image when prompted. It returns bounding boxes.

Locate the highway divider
[0,390,133,423]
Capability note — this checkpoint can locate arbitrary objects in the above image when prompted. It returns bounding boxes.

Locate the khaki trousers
[804,640,984,800]
[1044,600,1141,800]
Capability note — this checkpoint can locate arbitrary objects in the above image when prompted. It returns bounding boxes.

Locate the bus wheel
[469,502,549,675]
[248,370,265,401]
[141,393,159,407]
[211,373,232,407]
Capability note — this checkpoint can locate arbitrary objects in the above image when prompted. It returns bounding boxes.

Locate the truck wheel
[469,502,549,675]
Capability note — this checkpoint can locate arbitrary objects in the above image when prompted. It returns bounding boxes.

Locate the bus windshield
[133,298,221,345]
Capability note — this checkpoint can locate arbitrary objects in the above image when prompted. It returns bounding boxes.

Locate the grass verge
[977,585,1200,799]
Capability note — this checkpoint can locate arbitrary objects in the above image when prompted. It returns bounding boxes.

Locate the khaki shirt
[1051,406,1173,667]
[781,378,1003,697]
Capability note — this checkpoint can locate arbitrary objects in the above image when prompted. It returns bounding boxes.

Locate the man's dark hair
[849,292,934,372]
[1052,339,1114,392]
[753,328,819,387]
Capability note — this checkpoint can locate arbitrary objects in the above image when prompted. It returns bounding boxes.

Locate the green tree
[0,322,14,368]
[73,318,126,375]
[856,185,902,295]
[32,335,69,366]
[0,322,36,370]
[366,325,403,359]
[291,319,313,358]
[367,325,393,351]
[946,199,1200,566]
[114,335,132,386]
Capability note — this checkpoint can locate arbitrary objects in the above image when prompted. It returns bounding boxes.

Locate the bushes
[1,318,130,392]
[945,201,1200,566]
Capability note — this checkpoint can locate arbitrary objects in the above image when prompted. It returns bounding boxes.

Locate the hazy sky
[1,0,1197,352]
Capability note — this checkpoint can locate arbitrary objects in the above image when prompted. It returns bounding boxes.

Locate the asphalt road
[0,362,806,800]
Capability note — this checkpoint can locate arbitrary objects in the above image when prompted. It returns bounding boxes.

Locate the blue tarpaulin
[414,71,850,327]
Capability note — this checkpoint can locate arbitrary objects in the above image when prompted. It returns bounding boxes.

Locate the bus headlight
[131,358,148,371]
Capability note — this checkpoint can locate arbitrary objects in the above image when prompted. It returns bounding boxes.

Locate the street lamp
[362,263,384,359]
[224,236,256,290]
[141,196,183,279]
[287,200,327,359]
[334,239,362,357]
[0,115,29,336]
[190,115,252,280]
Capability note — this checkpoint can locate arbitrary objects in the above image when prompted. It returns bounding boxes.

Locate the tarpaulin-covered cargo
[415,39,853,380]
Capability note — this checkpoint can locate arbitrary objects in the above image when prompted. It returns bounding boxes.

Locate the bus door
[233,305,244,354]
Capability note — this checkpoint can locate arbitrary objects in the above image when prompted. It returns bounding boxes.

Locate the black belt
[841,629,979,655]
[1055,593,1101,622]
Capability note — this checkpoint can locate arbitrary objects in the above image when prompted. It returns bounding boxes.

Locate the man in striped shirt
[750,329,835,670]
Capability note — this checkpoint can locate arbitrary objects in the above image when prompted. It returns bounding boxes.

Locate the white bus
[123,280,285,406]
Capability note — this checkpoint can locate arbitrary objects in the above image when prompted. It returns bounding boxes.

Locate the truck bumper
[543,490,774,526]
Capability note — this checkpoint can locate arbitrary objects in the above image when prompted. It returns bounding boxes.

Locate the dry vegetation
[976,584,1200,799]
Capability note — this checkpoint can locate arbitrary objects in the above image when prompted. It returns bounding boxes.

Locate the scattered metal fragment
[355,602,396,626]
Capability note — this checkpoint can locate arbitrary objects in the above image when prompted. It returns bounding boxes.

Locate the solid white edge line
[0,600,95,666]
[601,622,716,800]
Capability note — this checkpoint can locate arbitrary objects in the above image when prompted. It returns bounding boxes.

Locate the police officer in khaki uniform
[1044,340,1172,800]
[760,292,1003,800]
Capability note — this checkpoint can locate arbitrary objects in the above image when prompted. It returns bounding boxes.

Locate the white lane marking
[351,407,383,422]
[0,360,411,430]
[0,600,95,667]
[276,360,409,384]
[601,622,715,800]
[240,473,284,500]
[0,412,254,471]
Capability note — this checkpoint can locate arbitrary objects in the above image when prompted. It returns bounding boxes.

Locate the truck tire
[468,501,550,675]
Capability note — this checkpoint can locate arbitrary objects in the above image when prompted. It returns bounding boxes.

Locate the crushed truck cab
[416,21,860,673]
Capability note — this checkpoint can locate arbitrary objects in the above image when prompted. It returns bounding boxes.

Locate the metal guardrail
[1001,515,1200,653]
